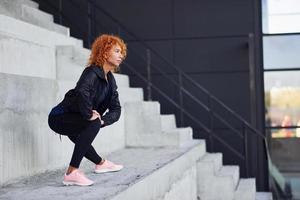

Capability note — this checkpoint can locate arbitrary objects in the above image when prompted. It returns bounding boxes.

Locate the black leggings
[48,112,102,168]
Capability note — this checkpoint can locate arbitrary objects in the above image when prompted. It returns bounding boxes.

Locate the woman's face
[106,44,123,70]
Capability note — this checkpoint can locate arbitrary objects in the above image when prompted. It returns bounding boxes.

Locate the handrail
[123,62,210,133]
[47,0,266,141]
[44,0,266,161]
[45,0,266,140]
[123,61,245,160]
[85,0,267,139]
[82,3,292,197]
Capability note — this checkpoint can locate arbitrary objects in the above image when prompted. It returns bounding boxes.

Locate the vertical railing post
[87,0,92,47]
[208,96,214,151]
[178,72,184,126]
[243,124,249,177]
[248,33,257,180]
[248,33,257,127]
[146,49,152,101]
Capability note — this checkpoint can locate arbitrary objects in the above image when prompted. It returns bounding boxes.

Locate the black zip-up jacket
[59,65,121,127]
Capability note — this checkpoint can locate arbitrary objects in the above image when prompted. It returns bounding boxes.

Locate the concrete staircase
[0,1,273,199]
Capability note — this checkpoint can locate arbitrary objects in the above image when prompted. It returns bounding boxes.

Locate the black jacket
[59,65,121,127]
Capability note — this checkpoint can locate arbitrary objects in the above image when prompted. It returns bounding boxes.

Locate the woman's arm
[101,89,121,127]
[75,68,97,120]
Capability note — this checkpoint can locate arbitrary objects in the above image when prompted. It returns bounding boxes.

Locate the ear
[104,52,108,59]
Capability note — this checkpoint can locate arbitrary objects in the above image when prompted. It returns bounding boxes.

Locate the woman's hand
[89,110,101,121]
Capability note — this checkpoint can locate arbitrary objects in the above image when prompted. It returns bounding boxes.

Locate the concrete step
[217,166,240,190]
[125,101,162,146]
[114,73,130,88]
[196,153,223,199]
[118,87,144,106]
[0,0,69,35]
[127,128,195,147]
[21,5,70,35]
[197,153,243,200]
[142,101,160,115]
[197,164,240,200]
[161,114,176,131]
[255,192,273,200]
[0,0,38,11]
[56,63,83,82]
[163,127,193,142]
[0,73,126,186]
[198,153,223,174]
[0,34,56,79]
[162,165,198,200]
[0,140,206,200]
[0,72,59,186]
[0,14,82,48]
[234,178,256,200]
[125,101,160,117]
[56,47,85,81]
[57,80,76,101]
[15,0,39,9]
[22,4,54,23]
[56,45,90,67]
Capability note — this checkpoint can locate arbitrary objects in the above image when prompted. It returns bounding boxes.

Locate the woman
[48,34,127,186]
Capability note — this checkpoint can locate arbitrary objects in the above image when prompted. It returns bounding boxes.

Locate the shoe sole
[62,181,93,186]
[94,166,123,174]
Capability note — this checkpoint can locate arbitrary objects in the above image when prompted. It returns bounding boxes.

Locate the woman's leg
[68,119,101,168]
[68,135,102,165]
[48,113,103,169]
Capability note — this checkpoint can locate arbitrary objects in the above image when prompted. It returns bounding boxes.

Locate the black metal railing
[39,0,293,198]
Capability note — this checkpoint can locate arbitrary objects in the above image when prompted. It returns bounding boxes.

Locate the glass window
[265,71,300,138]
[263,35,300,69]
[262,0,300,33]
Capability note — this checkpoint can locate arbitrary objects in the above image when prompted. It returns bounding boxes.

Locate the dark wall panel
[181,72,251,129]
[121,40,175,76]
[188,72,251,119]
[174,0,254,37]
[174,38,250,72]
[95,0,173,40]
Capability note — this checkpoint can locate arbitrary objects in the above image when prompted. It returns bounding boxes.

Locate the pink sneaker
[63,169,94,186]
[95,159,123,174]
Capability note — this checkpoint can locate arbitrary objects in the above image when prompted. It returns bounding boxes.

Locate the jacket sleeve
[75,68,97,120]
[101,86,121,127]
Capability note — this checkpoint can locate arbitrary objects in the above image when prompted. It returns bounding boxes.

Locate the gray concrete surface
[0,0,69,35]
[255,192,273,200]
[0,140,204,200]
[160,166,197,200]
[0,15,82,49]
[197,153,240,200]
[0,34,56,79]
[0,73,126,186]
[234,178,256,200]
[160,114,176,131]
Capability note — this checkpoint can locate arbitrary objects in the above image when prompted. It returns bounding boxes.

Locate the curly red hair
[87,34,127,68]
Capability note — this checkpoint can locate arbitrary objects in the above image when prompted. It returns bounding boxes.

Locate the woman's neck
[103,63,112,76]
[102,63,112,81]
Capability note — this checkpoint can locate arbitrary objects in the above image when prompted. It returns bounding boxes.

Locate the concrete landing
[0,140,205,200]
